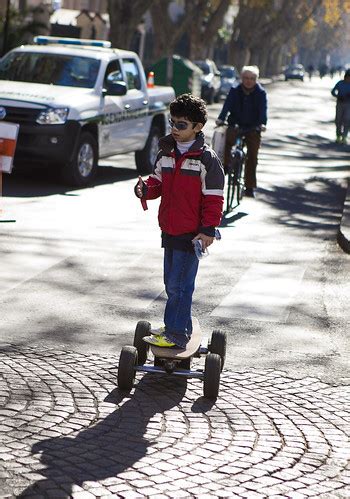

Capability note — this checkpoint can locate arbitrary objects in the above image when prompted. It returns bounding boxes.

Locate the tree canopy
[3,0,349,76]
[106,0,350,74]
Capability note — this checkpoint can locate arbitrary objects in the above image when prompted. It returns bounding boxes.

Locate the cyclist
[216,65,267,198]
[331,69,350,144]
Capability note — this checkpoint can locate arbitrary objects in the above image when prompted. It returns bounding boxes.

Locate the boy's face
[169,115,204,142]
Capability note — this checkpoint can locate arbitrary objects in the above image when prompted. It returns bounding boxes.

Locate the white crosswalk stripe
[211,263,306,322]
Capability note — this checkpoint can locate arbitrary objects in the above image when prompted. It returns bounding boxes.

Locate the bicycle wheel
[236,156,246,204]
[226,168,236,213]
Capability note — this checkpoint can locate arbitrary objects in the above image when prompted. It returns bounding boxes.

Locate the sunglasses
[168,118,197,131]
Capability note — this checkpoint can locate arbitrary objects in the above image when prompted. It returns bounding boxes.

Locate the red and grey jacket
[141,132,224,237]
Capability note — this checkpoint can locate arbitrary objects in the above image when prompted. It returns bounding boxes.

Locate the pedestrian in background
[331,69,350,144]
[135,94,224,349]
[307,64,314,81]
[216,65,267,198]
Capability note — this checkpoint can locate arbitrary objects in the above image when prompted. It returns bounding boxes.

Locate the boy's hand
[135,176,144,198]
[193,233,214,250]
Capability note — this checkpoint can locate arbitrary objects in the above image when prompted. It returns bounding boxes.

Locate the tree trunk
[189,28,205,60]
[267,45,284,76]
[151,0,208,61]
[190,0,231,60]
[228,39,250,70]
[108,0,154,50]
[254,45,270,76]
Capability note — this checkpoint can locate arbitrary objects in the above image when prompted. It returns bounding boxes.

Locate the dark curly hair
[169,93,208,124]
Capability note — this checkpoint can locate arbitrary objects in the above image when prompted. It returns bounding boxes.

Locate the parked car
[0,36,175,186]
[284,64,305,81]
[218,65,238,99]
[193,59,221,104]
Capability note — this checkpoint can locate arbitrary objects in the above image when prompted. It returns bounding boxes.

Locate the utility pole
[2,0,11,56]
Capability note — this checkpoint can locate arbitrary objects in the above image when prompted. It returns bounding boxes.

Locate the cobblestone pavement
[0,346,350,498]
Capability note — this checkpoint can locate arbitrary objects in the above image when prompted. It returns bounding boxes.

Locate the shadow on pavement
[263,132,350,157]
[191,396,216,413]
[259,176,346,237]
[220,210,248,227]
[18,374,187,498]
[3,165,138,198]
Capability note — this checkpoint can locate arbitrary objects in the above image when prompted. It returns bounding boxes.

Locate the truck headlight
[36,107,69,125]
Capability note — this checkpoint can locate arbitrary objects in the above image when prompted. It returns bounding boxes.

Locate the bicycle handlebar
[215,122,265,134]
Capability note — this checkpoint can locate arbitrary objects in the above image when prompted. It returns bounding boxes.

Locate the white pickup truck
[0,36,175,186]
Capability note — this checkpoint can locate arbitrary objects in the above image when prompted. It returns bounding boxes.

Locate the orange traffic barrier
[0,122,19,222]
[0,137,16,157]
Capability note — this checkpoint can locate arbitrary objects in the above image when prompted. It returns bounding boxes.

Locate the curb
[338,177,350,253]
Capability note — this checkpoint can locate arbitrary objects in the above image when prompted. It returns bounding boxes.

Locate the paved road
[0,76,349,498]
[1,346,350,498]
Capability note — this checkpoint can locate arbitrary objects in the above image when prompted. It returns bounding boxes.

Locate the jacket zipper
[167,150,202,233]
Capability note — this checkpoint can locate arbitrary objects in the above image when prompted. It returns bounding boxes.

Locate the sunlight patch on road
[211,263,306,322]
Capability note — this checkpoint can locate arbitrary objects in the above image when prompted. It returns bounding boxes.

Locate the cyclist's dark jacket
[140,132,224,247]
[218,83,267,128]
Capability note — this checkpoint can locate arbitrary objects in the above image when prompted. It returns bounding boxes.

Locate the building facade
[0,0,107,13]
[0,0,54,12]
[62,0,107,13]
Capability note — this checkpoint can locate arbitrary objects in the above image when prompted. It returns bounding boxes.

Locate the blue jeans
[163,248,199,348]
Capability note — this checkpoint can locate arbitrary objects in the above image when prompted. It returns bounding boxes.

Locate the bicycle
[225,125,263,213]
[225,127,247,213]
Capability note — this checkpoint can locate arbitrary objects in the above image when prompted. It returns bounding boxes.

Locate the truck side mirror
[103,81,128,96]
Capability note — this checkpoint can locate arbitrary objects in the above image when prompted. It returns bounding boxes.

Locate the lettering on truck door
[120,58,149,149]
[100,59,133,155]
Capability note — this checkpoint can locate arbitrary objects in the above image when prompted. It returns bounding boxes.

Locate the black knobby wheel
[135,125,162,174]
[133,321,151,365]
[209,330,227,371]
[117,346,138,391]
[203,353,221,399]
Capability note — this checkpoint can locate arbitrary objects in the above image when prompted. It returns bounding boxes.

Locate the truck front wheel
[61,131,98,187]
[135,125,162,175]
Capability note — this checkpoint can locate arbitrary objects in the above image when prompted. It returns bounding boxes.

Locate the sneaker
[336,135,342,144]
[341,136,347,145]
[245,187,255,198]
[143,334,176,348]
[150,325,166,336]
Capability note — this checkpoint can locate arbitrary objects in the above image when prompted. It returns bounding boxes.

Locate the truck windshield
[0,51,100,88]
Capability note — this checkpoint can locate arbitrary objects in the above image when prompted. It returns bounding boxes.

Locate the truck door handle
[142,100,148,105]
[124,104,131,110]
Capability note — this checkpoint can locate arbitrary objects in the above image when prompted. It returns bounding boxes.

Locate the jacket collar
[239,82,263,95]
[159,132,206,156]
